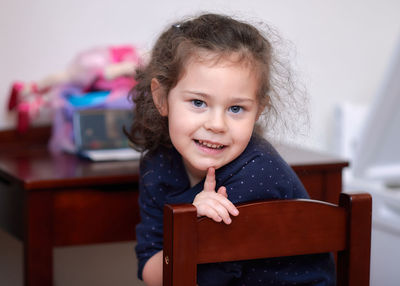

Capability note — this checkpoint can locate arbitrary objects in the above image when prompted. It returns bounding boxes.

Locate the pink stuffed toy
[8,44,142,132]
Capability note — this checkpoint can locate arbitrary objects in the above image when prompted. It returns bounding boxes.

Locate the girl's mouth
[195,140,225,150]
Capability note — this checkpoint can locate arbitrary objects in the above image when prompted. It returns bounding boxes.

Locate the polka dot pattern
[135,136,335,284]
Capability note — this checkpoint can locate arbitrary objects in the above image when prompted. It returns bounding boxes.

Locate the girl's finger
[212,202,233,224]
[195,198,232,224]
[217,186,228,198]
[201,206,222,222]
[203,167,216,192]
[216,189,239,217]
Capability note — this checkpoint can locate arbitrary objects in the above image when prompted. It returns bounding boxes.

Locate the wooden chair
[163,192,372,286]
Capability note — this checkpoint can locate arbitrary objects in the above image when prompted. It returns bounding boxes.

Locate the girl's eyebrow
[183,90,256,104]
[230,97,256,104]
[183,90,210,98]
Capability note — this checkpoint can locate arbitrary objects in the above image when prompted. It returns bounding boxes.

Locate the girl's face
[154,55,260,185]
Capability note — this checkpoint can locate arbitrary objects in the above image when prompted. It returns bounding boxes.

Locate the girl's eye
[229,106,243,114]
[192,99,206,108]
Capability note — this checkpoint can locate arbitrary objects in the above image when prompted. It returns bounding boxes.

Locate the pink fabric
[8,44,140,134]
[110,45,139,63]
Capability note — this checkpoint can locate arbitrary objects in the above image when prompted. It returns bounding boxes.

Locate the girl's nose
[204,110,227,133]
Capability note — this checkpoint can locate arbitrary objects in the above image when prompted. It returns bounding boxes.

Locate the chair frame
[163,192,372,286]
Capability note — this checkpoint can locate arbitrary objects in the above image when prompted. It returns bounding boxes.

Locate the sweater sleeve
[134,165,164,280]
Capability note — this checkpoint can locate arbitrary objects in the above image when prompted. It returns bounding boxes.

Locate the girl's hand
[192,167,239,224]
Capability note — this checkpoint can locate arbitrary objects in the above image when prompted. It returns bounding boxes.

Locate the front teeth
[198,140,224,149]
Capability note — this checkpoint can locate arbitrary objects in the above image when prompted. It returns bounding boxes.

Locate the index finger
[203,167,216,192]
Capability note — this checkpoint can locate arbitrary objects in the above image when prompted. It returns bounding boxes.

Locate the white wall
[1,0,400,152]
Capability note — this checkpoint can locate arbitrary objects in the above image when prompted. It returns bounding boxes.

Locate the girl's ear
[256,103,266,121]
[151,78,168,116]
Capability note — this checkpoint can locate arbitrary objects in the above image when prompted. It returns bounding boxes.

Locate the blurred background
[1,0,400,152]
[1,0,399,285]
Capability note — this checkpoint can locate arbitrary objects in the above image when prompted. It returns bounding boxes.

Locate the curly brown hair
[126,13,305,153]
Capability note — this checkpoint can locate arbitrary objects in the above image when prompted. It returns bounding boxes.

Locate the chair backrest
[163,192,372,286]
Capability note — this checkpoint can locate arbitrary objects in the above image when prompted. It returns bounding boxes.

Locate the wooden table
[0,127,348,286]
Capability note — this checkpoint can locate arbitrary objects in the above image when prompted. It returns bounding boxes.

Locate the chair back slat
[163,193,372,286]
[197,200,347,264]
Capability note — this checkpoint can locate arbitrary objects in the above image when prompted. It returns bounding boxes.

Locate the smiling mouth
[195,140,225,150]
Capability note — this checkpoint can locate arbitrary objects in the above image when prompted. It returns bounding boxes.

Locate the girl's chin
[185,162,216,175]
[193,163,222,173]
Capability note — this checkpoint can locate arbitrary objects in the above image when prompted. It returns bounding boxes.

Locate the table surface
[0,140,348,189]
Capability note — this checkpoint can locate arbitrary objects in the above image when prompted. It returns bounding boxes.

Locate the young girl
[128,13,335,286]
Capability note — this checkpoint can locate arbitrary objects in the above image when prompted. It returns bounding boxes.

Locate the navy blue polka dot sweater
[135,135,336,285]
